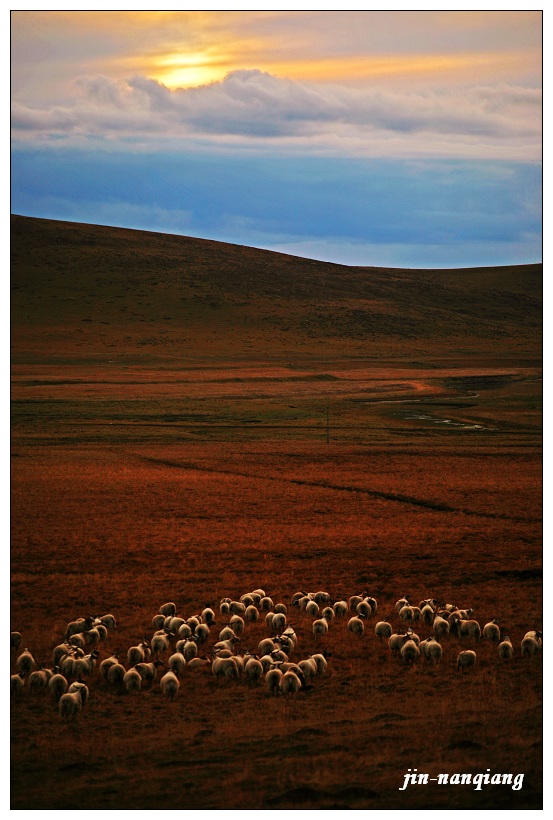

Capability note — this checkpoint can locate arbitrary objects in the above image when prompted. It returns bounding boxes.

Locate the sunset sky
[11,9,542,267]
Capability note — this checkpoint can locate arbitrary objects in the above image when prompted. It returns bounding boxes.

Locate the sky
[10,8,542,268]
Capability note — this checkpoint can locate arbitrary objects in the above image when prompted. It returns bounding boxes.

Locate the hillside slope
[11,215,541,362]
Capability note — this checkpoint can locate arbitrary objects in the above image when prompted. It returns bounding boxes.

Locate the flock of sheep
[10,588,542,719]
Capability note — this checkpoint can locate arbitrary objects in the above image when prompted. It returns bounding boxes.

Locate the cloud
[12,69,541,159]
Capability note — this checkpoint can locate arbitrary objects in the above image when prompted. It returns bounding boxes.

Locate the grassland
[10,216,542,809]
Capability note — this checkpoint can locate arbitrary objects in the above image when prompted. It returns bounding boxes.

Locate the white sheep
[177,623,193,640]
[201,607,216,625]
[211,656,240,681]
[244,656,264,685]
[310,653,328,675]
[29,668,54,694]
[498,637,514,660]
[274,603,287,615]
[388,633,408,655]
[100,655,120,681]
[433,616,450,639]
[59,687,86,720]
[347,616,364,636]
[258,638,276,656]
[374,620,392,640]
[356,600,372,619]
[312,618,328,640]
[349,595,364,612]
[421,604,435,625]
[265,667,283,695]
[11,631,22,651]
[98,613,117,630]
[127,641,151,666]
[48,672,68,700]
[423,638,443,664]
[333,601,348,617]
[159,602,177,617]
[457,650,477,672]
[194,623,210,645]
[64,616,95,640]
[272,612,287,634]
[151,633,171,658]
[298,658,318,679]
[219,626,238,642]
[305,600,319,617]
[11,672,25,696]
[395,596,409,613]
[152,614,166,631]
[279,670,302,694]
[321,607,335,622]
[182,640,198,662]
[459,619,481,642]
[398,605,414,622]
[168,651,186,676]
[483,620,501,643]
[259,596,274,611]
[52,642,72,667]
[106,662,126,687]
[16,648,36,676]
[400,639,420,665]
[160,669,180,700]
[229,601,246,615]
[123,667,142,693]
[521,635,542,657]
[134,660,163,686]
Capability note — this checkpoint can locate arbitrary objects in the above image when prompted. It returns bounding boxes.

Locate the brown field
[11,216,542,809]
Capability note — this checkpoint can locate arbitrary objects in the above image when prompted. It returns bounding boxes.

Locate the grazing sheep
[265,667,283,695]
[69,633,86,650]
[314,591,331,606]
[272,613,287,634]
[356,600,372,619]
[11,672,25,696]
[483,620,501,643]
[60,654,77,679]
[168,651,186,676]
[259,596,274,611]
[64,616,95,640]
[84,627,102,646]
[52,642,72,667]
[67,681,89,705]
[135,660,163,686]
[389,633,407,655]
[106,663,126,688]
[48,672,68,700]
[29,668,54,694]
[310,653,328,675]
[279,670,302,695]
[100,655,119,681]
[244,656,264,685]
[252,588,266,599]
[220,600,231,615]
[321,607,335,622]
[240,594,254,607]
[349,595,364,612]
[395,597,409,613]
[151,633,171,658]
[98,613,117,630]
[219,626,238,642]
[127,641,151,666]
[59,688,86,720]
[122,667,141,693]
[194,623,210,645]
[521,636,541,657]
[298,658,318,679]
[167,617,186,635]
[160,669,180,701]
[152,614,166,631]
[11,632,22,651]
[433,616,450,639]
[201,607,216,625]
[333,601,348,617]
[182,640,198,662]
[159,602,177,617]
[312,618,328,640]
[177,623,193,640]
[347,616,364,636]
[305,600,319,617]
[459,619,481,643]
[16,648,36,676]
[212,656,240,681]
[400,639,420,665]
[186,657,211,671]
[73,650,99,678]
[258,638,276,656]
[374,620,393,640]
[457,650,477,672]
[399,605,414,623]
[291,591,307,606]
[421,605,435,625]
[229,601,246,616]
[423,638,443,664]
[498,637,514,660]
[274,603,287,615]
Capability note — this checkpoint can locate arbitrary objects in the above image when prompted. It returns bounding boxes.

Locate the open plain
[10,216,542,809]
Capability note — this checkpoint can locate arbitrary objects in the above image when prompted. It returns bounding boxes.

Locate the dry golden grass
[11,216,541,809]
